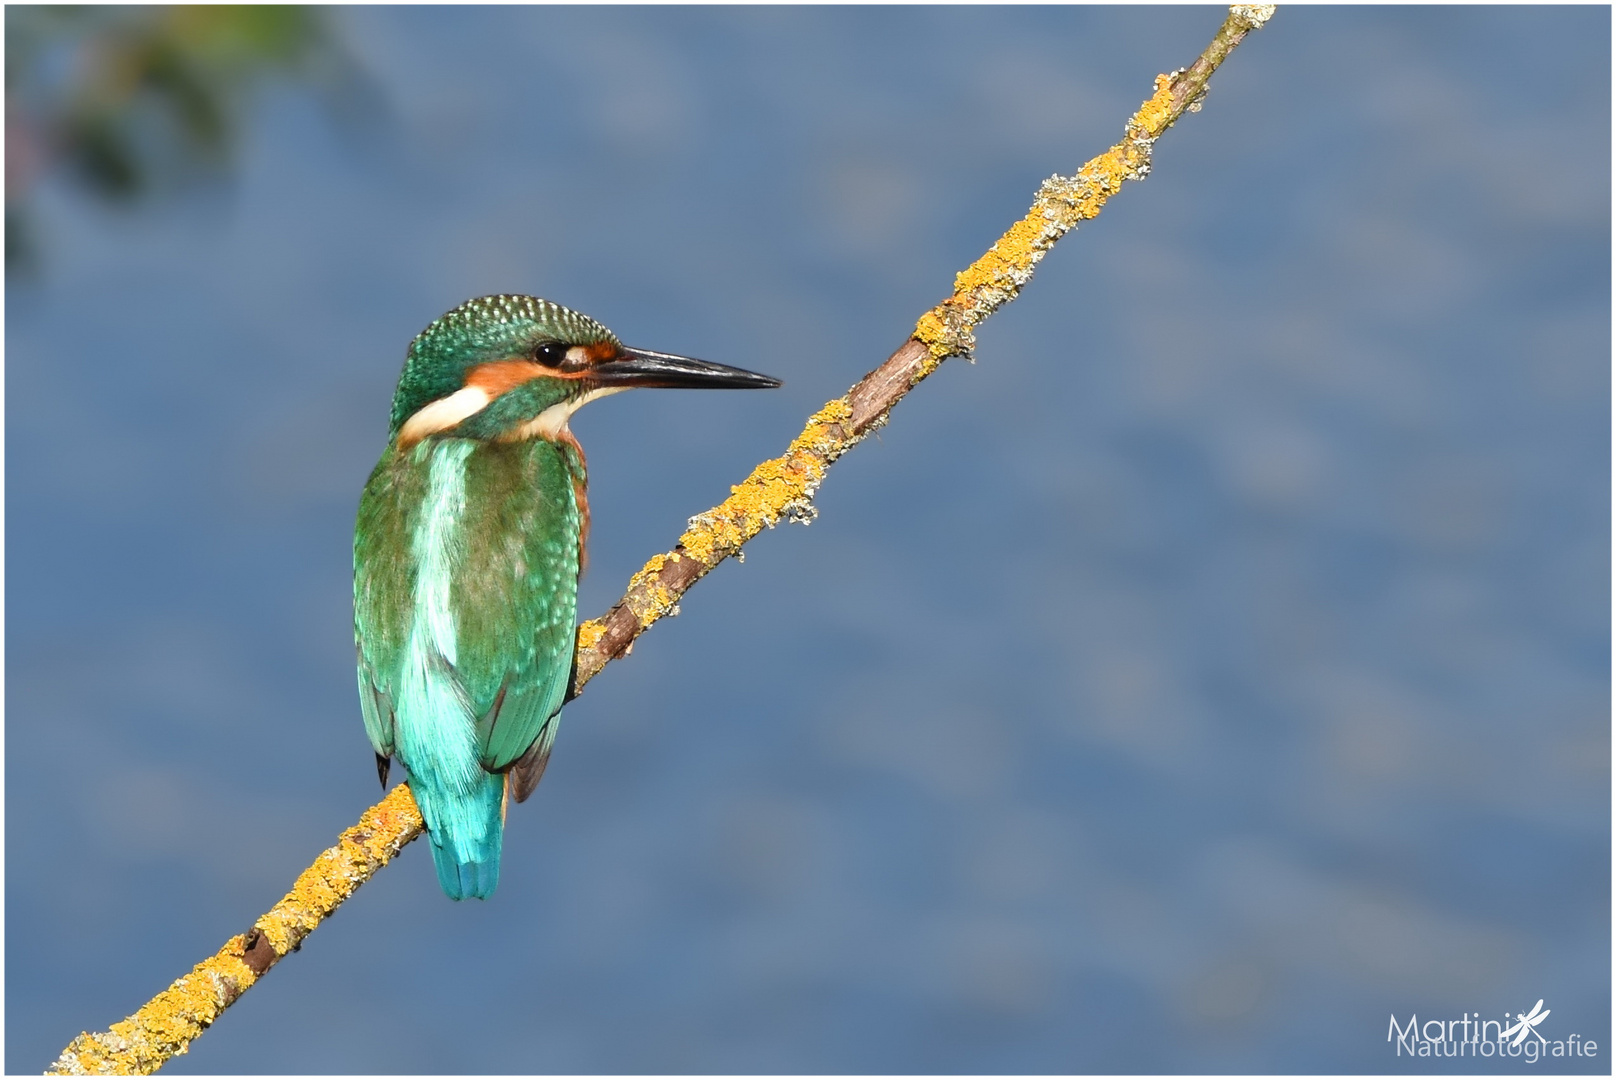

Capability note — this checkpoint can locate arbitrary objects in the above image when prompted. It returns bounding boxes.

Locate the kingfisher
[355,294,779,900]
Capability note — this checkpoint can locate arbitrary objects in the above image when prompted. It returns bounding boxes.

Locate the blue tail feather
[409,770,504,900]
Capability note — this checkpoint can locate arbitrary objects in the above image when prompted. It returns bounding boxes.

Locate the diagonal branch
[47,6,1274,1074]
[568,4,1275,689]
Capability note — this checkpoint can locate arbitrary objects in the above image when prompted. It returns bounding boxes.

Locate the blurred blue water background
[7,6,1609,1074]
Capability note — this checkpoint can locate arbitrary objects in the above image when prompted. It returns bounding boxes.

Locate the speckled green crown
[389,295,619,435]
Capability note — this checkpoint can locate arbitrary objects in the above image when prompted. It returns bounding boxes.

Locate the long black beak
[592,346,782,390]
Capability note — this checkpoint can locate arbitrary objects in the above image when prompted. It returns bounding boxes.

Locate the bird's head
[390,294,779,447]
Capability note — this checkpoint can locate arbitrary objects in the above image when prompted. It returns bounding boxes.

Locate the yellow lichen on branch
[48,941,257,1076]
[575,616,608,652]
[624,552,680,627]
[249,782,423,955]
[572,2,1274,707]
[569,395,860,690]
[678,396,853,564]
[913,4,1274,368]
[911,80,1164,368]
[49,785,424,1076]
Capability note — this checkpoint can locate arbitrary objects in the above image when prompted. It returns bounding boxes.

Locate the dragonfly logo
[1387,1001,1600,1064]
[1502,1000,1550,1048]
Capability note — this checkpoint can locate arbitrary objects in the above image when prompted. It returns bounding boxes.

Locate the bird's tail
[409,768,504,900]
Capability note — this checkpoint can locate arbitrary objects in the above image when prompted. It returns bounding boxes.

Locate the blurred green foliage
[6,5,367,269]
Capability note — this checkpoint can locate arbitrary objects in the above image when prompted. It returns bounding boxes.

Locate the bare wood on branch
[47,6,1273,1074]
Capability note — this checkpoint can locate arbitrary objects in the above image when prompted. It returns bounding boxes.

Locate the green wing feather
[355,450,425,762]
[452,437,580,770]
[355,436,582,783]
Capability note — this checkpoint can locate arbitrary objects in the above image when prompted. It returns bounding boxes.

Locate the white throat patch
[399,383,624,446]
[505,386,624,442]
[398,386,491,445]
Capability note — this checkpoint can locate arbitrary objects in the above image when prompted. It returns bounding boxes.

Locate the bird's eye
[533,342,569,368]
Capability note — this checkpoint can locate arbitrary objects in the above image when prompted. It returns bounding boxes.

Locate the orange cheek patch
[584,342,618,363]
[464,360,550,396]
